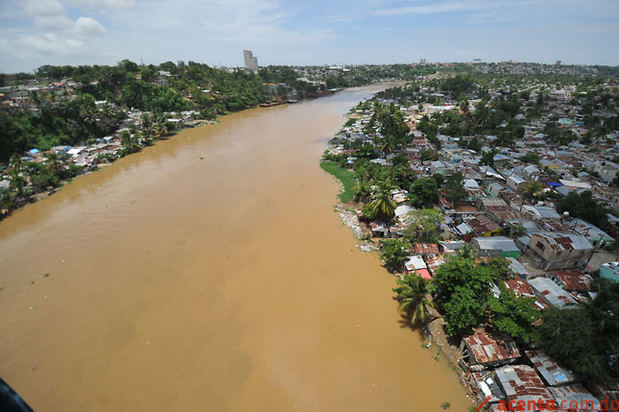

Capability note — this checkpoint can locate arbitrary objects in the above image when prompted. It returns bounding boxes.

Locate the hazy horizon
[1,0,618,73]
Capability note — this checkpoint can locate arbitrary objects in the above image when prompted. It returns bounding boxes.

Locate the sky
[0,0,618,73]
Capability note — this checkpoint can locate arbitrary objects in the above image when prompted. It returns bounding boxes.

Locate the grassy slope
[320,161,357,203]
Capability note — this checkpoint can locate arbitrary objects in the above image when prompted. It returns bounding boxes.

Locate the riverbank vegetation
[319,160,357,203]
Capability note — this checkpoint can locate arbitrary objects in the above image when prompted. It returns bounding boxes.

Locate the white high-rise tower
[243,50,258,72]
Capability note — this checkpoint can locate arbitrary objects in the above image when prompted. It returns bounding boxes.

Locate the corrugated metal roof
[504,279,534,297]
[525,350,577,387]
[413,242,439,256]
[495,365,553,405]
[523,205,561,220]
[463,333,520,365]
[530,232,593,251]
[529,277,577,308]
[468,214,501,234]
[548,385,601,411]
[474,236,519,252]
[482,198,510,207]
[405,256,427,271]
[506,257,530,277]
[550,271,591,292]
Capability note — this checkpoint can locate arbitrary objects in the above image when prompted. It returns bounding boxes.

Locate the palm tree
[458,243,476,259]
[377,137,395,157]
[393,274,434,327]
[8,154,27,197]
[355,182,372,203]
[368,185,396,222]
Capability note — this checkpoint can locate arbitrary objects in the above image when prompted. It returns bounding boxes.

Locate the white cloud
[374,0,503,16]
[21,0,65,17]
[74,16,107,36]
[22,33,85,54]
[67,0,135,8]
[35,15,74,30]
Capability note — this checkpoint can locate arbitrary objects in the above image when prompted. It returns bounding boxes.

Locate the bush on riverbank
[320,160,358,203]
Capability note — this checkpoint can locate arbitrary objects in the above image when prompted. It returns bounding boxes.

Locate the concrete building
[243,50,258,72]
[526,232,594,271]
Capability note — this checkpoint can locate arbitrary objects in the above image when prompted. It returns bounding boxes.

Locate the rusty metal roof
[550,270,592,292]
[548,385,601,411]
[504,279,534,297]
[413,242,440,256]
[524,350,577,387]
[494,365,553,405]
[529,277,577,309]
[463,333,521,365]
[468,214,501,234]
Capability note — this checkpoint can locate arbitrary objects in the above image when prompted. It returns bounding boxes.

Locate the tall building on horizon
[243,50,258,72]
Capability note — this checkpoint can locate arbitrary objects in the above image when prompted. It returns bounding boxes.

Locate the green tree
[556,191,608,229]
[459,98,469,113]
[367,186,397,222]
[540,307,614,384]
[409,177,438,207]
[433,256,503,336]
[503,223,526,239]
[393,274,434,327]
[480,149,497,167]
[380,238,411,273]
[487,284,540,344]
[523,181,544,200]
[445,172,466,207]
[120,129,141,154]
[420,149,438,161]
[442,287,485,337]
[8,155,28,197]
[520,151,540,165]
[404,208,443,243]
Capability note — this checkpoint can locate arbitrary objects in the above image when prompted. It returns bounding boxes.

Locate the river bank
[1,99,306,222]
[327,189,473,391]
[319,90,483,407]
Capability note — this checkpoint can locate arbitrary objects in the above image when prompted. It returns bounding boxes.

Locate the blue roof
[28,148,39,154]
[546,182,562,187]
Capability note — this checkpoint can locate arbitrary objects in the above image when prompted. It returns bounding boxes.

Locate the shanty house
[460,333,520,371]
[528,277,577,309]
[472,236,520,258]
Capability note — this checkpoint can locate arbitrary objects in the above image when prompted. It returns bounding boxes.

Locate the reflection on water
[0,87,469,411]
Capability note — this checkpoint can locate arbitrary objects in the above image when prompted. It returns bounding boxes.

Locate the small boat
[287,99,298,103]
[307,90,334,98]
[259,100,287,108]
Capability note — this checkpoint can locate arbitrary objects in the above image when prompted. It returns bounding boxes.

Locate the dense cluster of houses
[459,330,617,411]
[331,82,618,278]
[0,86,207,194]
[327,80,618,410]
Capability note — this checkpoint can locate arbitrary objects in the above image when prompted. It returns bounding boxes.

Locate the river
[0,86,470,411]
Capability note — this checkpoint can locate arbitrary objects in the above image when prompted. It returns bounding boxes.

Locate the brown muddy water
[0,86,470,411]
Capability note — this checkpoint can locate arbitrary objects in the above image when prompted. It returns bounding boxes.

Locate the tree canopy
[556,191,609,229]
[432,256,514,337]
